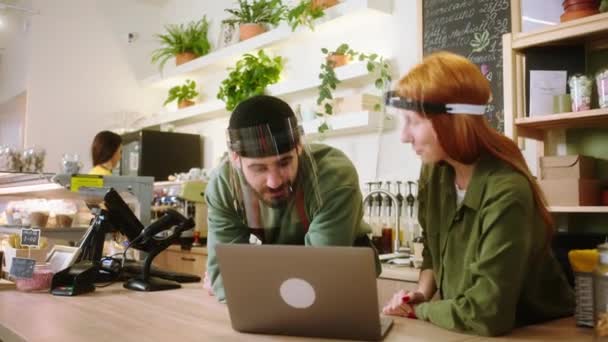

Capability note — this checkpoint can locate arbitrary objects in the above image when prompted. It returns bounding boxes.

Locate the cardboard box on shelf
[540,155,596,180]
[334,94,381,114]
[539,179,601,206]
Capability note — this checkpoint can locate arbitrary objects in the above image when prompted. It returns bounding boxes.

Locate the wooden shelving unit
[504,10,608,221]
[515,108,608,140]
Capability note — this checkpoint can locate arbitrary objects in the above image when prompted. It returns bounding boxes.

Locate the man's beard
[249,181,295,208]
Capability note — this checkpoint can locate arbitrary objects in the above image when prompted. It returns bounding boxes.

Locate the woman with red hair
[382,52,574,336]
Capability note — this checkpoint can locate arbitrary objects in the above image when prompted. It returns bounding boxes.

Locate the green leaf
[224,0,287,26]
[318,121,329,133]
[217,49,284,111]
[375,78,384,89]
[164,79,199,106]
[151,17,211,72]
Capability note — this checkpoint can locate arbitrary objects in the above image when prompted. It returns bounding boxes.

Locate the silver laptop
[216,244,393,341]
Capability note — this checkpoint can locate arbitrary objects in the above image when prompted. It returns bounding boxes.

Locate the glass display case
[0,172,154,243]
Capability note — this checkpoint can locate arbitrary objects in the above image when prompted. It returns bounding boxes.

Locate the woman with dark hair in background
[89,130,122,176]
[381,51,574,336]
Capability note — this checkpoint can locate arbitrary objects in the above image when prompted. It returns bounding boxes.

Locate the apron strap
[295,190,309,233]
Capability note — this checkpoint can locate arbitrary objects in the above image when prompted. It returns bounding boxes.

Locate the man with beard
[204,95,377,302]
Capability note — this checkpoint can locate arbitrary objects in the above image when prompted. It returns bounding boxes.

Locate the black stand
[50,261,98,296]
[124,276,181,291]
[123,234,182,292]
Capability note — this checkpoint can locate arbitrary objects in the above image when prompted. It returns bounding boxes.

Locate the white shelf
[138,61,377,129]
[549,206,608,213]
[140,0,392,88]
[302,111,393,138]
[138,99,225,129]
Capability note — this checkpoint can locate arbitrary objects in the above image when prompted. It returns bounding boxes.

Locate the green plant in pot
[286,0,326,32]
[316,43,392,133]
[164,79,199,109]
[151,17,211,72]
[222,0,286,41]
[217,50,283,111]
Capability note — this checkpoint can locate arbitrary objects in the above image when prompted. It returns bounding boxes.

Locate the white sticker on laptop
[279,278,316,309]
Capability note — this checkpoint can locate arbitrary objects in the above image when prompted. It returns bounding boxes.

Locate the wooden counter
[380,264,419,282]
[0,283,591,342]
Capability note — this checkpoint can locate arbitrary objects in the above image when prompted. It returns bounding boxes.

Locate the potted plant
[217,50,283,111]
[311,0,339,10]
[324,43,358,68]
[222,0,286,41]
[286,0,326,32]
[151,17,211,72]
[164,79,199,109]
[316,43,392,132]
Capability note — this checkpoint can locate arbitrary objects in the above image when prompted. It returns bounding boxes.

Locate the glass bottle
[404,181,417,248]
[370,182,383,253]
[597,68,608,109]
[569,74,592,112]
[594,243,608,340]
[395,181,407,248]
[363,182,374,226]
[380,181,393,254]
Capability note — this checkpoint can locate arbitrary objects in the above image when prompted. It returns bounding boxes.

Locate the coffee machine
[152,180,207,245]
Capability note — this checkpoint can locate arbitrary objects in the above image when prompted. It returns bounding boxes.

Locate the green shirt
[414,154,574,336]
[205,144,373,301]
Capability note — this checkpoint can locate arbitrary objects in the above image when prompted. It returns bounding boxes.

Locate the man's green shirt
[205,144,373,301]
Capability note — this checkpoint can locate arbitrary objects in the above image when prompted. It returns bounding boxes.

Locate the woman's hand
[203,271,214,296]
[382,289,427,319]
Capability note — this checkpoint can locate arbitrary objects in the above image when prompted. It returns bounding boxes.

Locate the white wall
[154,0,423,185]
[0,5,30,104]
[0,91,26,148]
[19,0,165,172]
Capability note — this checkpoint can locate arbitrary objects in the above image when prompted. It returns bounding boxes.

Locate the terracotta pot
[175,52,197,66]
[563,2,600,11]
[326,53,349,68]
[239,23,266,41]
[562,0,597,8]
[560,8,599,21]
[178,99,195,109]
[311,0,339,10]
[564,2,599,12]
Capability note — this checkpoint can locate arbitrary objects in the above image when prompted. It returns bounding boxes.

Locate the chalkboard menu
[422,0,511,132]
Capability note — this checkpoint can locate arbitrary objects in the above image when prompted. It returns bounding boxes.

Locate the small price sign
[20,228,41,247]
[9,258,35,279]
[70,174,104,193]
